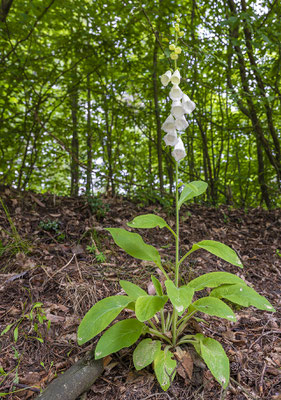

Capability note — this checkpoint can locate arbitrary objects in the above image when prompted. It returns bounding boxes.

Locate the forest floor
[0,184,280,400]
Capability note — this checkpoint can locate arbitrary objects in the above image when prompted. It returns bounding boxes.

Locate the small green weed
[87,195,109,219]
[39,219,60,232]
[1,301,50,344]
[0,198,31,260]
[39,219,65,242]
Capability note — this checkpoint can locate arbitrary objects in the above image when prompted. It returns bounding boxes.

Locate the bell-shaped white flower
[169,84,183,101]
[171,69,181,85]
[171,101,185,118]
[175,116,189,130]
[172,137,186,162]
[163,130,179,146]
[160,70,172,87]
[161,114,175,133]
[182,93,196,114]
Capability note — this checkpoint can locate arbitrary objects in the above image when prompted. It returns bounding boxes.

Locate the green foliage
[95,319,146,359]
[39,219,60,232]
[1,302,50,344]
[0,199,31,260]
[77,296,132,345]
[0,1,280,208]
[178,181,208,208]
[105,228,162,267]
[133,339,161,370]
[185,240,244,268]
[87,195,109,220]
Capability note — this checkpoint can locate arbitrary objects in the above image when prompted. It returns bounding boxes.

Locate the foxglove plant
[77,17,275,392]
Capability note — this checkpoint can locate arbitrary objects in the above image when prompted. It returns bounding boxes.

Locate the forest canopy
[0,0,280,208]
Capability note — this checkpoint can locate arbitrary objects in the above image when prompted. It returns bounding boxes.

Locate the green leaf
[187,240,243,268]
[178,181,208,207]
[127,214,168,229]
[154,349,177,391]
[77,296,132,345]
[210,284,276,312]
[120,280,147,300]
[133,338,161,370]
[135,295,168,322]
[187,271,247,291]
[106,228,161,266]
[1,323,14,336]
[165,280,194,315]
[191,297,236,321]
[195,334,229,388]
[95,319,145,359]
[14,326,18,342]
[151,275,163,296]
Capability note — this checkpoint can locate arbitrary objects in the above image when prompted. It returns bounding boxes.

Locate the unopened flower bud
[170,52,178,60]
[175,47,182,54]
[169,44,176,51]
[176,17,180,22]
[175,23,180,32]
[179,31,184,37]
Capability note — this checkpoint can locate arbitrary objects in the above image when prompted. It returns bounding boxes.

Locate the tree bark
[70,84,79,197]
[86,75,92,195]
[0,0,13,22]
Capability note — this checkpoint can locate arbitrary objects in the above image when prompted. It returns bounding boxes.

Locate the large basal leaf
[151,275,163,296]
[133,338,161,370]
[165,280,194,315]
[106,228,161,266]
[95,319,145,359]
[187,271,247,291]
[77,296,132,345]
[135,295,168,322]
[127,214,168,229]
[154,349,177,391]
[120,280,147,300]
[210,284,276,312]
[188,240,243,268]
[178,181,208,208]
[191,297,236,321]
[195,333,229,388]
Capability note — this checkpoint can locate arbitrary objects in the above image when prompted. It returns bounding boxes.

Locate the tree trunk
[70,84,79,197]
[86,75,92,195]
[0,0,13,22]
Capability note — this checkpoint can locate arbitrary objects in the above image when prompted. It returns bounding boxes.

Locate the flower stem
[147,328,172,344]
[175,162,180,287]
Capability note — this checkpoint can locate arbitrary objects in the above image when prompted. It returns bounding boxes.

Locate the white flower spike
[171,101,185,118]
[175,115,189,131]
[160,70,172,87]
[163,130,179,146]
[161,114,176,133]
[169,84,183,101]
[171,69,181,85]
[172,137,186,162]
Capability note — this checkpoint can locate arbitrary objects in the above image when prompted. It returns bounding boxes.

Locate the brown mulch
[0,184,280,400]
